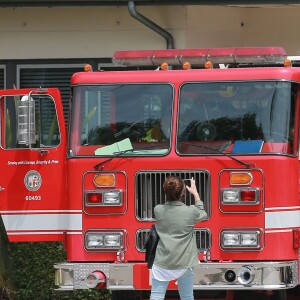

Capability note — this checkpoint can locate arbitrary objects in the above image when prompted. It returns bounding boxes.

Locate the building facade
[1,2,300,114]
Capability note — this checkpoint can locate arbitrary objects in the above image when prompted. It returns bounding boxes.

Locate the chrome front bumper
[54,261,298,291]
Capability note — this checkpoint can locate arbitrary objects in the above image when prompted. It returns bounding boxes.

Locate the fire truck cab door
[0,88,71,242]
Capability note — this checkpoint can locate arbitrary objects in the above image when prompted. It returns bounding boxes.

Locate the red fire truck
[0,47,299,300]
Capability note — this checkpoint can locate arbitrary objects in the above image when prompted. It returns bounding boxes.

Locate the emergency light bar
[113,47,287,67]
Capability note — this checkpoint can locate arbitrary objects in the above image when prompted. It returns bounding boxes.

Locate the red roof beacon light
[179,48,208,66]
[113,47,287,67]
[152,49,181,66]
[207,48,236,64]
[113,50,154,66]
[234,47,287,64]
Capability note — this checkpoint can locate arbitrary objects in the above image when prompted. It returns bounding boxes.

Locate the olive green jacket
[153,200,207,270]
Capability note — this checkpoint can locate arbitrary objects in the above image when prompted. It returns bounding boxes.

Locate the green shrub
[9,242,111,300]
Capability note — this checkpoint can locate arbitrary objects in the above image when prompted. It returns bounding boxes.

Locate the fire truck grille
[136,228,211,252]
[135,171,210,220]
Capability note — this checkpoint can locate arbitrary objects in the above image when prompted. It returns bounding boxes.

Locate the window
[177,81,297,155]
[3,94,60,149]
[70,84,173,156]
[0,66,5,89]
[17,64,84,126]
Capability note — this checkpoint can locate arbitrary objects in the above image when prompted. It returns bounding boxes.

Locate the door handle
[0,187,5,191]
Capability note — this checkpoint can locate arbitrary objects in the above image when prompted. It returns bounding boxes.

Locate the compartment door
[0,88,79,242]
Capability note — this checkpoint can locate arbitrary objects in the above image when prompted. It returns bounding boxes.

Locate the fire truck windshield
[69,81,297,157]
[177,81,297,156]
[69,84,173,156]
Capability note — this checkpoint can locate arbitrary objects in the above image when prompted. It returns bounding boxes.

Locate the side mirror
[17,95,36,146]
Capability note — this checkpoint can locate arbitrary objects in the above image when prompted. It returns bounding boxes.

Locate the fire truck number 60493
[0,47,299,300]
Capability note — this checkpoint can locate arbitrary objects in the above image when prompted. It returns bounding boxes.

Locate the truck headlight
[87,234,104,247]
[103,191,122,205]
[223,233,240,246]
[221,230,262,250]
[104,234,121,247]
[85,190,122,206]
[222,190,239,203]
[241,233,258,247]
[85,231,125,251]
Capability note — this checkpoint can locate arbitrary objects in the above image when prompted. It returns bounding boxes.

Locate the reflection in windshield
[70,84,173,156]
[177,81,296,155]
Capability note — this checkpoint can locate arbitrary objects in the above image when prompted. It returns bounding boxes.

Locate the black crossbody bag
[144,225,160,269]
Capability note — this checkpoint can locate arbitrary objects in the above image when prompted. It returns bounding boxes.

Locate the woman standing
[150,176,207,300]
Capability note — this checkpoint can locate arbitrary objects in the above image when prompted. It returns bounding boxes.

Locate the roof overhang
[1,0,300,7]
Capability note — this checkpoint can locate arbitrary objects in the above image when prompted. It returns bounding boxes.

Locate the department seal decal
[24,170,42,191]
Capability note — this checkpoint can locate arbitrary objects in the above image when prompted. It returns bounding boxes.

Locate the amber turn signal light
[230,172,253,185]
[94,174,115,187]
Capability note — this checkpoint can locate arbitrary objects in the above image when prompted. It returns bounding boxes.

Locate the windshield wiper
[94,148,135,170]
[93,144,169,170]
[179,141,252,168]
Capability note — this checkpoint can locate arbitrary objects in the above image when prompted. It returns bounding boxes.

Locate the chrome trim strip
[265,206,300,211]
[194,261,297,289]
[54,260,298,290]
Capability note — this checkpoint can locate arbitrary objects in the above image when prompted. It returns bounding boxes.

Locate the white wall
[187,6,245,48]
[187,5,300,55]
[243,6,300,54]
[0,5,300,59]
